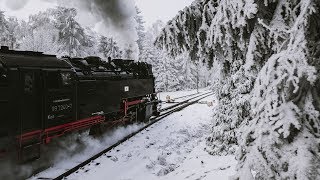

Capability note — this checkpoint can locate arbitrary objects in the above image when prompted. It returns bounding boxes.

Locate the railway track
[158,90,209,104]
[170,91,201,100]
[51,91,213,180]
[159,91,212,113]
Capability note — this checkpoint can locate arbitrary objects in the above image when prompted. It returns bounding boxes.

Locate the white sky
[0,0,53,19]
[0,0,194,28]
[134,0,194,27]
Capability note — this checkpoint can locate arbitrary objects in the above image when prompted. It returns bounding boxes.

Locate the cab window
[61,72,72,86]
[46,71,72,89]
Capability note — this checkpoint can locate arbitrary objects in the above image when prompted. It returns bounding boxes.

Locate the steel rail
[52,92,213,180]
[159,91,212,112]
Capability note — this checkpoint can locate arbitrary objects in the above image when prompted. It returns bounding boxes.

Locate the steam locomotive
[0,46,158,162]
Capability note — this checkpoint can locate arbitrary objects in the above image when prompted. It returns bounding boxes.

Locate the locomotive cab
[45,70,75,128]
[0,46,75,161]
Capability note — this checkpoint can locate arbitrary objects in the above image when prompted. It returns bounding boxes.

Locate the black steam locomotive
[0,46,158,162]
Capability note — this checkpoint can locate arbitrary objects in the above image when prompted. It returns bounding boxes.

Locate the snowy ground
[27,125,145,180]
[29,89,236,180]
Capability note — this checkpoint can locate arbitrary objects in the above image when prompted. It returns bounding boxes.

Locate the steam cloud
[4,0,29,10]
[0,124,144,179]
[3,0,139,59]
[90,0,136,30]
[84,0,139,59]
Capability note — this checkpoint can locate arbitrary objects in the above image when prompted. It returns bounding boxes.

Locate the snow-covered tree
[175,52,198,89]
[6,17,20,49]
[140,20,165,63]
[0,11,9,47]
[135,6,146,58]
[52,7,88,57]
[122,43,135,59]
[234,1,320,179]
[155,1,204,61]
[153,51,180,91]
[98,36,121,59]
[156,0,264,155]
[80,27,100,57]
[155,0,320,178]
[19,10,60,54]
[139,20,184,91]
[20,25,59,54]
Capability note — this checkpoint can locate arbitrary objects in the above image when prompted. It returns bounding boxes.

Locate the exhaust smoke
[2,0,139,59]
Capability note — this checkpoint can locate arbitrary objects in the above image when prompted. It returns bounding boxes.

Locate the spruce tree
[155,0,320,178]
[135,6,146,59]
[98,36,121,59]
[234,1,320,179]
[52,7,86,57]
[0,11,9,47]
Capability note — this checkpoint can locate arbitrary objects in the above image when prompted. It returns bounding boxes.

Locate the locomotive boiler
[0,46,158,162]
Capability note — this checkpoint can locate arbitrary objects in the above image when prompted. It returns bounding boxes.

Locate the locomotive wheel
[137,107,147,122]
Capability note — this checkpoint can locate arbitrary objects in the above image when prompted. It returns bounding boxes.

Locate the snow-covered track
[172,91,204,100]
[159,91,212,112]
[52,92,213,180]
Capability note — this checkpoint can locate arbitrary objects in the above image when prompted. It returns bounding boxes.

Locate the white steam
[3,0,139,59]
[29,123,144,179]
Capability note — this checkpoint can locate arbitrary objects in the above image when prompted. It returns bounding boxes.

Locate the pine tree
[155,0,257,155]
[154,51,180,91]
[155,1,204,61]
[20,10,60,54]
[155,0,320,178]
[139,20,183,91]
[52,7,87,57]
[122,43,135,59]
[140,30,157,64]
[234,1,320,179]
[81,27,99,57]
[6,17,19,49]
[98,36,121,58]
[135,6,146,59]
[0,11,9,47]
[175,52,198,89]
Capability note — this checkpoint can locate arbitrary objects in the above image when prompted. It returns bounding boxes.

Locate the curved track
[52,92,213,180]
[158,90,210,104]
[159,91,212,112]
[170,92,201,100]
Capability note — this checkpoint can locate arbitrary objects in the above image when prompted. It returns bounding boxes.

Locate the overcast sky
[0,0,194,28]
[135,0,194,27]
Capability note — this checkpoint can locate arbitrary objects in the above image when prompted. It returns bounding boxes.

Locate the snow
[155,1,320,178]
[29,90,236,180]
[28,124,144,179]
[158,88,206,101]
[157,88,212,110]
[65,93,236,180]
[161,147,236,180]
